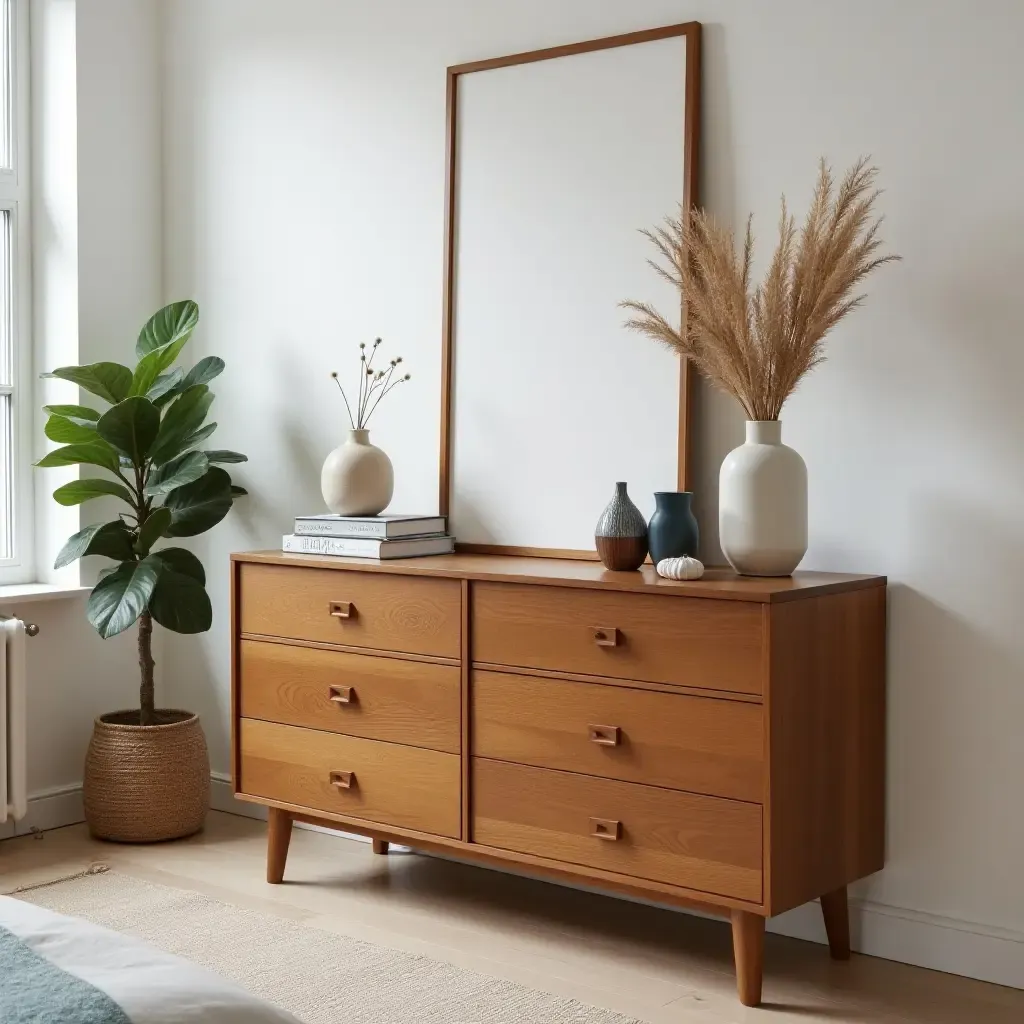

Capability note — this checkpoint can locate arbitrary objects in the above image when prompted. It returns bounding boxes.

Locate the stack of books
[282,514,454,560]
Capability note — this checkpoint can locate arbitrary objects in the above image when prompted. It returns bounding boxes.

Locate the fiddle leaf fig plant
[37,301,247,725]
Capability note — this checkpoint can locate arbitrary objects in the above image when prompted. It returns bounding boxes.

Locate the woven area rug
[13,871,646,1024]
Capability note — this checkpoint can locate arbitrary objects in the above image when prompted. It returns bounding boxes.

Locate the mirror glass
[449,35,689,551]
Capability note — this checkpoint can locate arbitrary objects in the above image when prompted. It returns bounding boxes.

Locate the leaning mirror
[439,24,701,556]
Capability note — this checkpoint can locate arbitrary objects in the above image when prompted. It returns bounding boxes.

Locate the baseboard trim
[769,895,1024,989]
[16,774,1022,991]
[0,783,84,840]
[209,773,265,821]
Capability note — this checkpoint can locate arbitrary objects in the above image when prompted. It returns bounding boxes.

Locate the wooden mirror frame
[438,22,702,559]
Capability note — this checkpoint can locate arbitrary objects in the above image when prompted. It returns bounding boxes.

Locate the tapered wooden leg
[372,838,389,855]
[266,808,293,884]
[820,885,851,960]
[731,910,765,1007]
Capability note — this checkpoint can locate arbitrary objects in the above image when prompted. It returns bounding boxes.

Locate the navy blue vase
[647,491,699,564]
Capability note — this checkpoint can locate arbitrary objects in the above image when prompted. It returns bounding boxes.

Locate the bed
[0,894,300,1023]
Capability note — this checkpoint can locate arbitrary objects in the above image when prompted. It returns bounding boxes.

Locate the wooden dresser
[230,551,886,1006]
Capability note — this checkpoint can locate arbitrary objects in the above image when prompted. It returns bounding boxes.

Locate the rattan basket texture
[83,709,210,843]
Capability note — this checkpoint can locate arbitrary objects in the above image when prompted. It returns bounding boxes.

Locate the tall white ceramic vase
[719,420,807,577]
[320,429,394,516]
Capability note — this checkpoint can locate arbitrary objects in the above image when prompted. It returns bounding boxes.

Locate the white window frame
[0,0,33,585]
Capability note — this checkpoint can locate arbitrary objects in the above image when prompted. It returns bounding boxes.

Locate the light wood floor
[1,812,1020,1023]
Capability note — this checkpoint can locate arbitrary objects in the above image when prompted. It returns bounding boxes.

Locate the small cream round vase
[321,429,394,516]
[719,420,807,577]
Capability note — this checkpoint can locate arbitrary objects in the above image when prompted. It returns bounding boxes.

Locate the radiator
[0,616,28,823]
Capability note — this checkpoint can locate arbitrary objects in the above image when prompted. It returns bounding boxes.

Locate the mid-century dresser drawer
[240,719,461,838]
[240,640,461,753]
[239,563,461,659]
[472,582,763,695]
[472,671,763,802]
[473,759,762,902]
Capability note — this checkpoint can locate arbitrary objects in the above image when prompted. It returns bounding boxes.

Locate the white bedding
[0,894,301,1023]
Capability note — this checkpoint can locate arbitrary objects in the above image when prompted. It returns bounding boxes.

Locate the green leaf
[179,356,224,390]
[45,415,99,445]
[148,385,214,465]
[52,478,135,506]
[36,441,122,474]
[166,385,214,435]
[150,546,205,584]
[135,506,172,555]
[53,520,134,570]
[130,333,192,397]
[86,521,136,562]
[130,349,165,399]
[43,404,101,427]
[148,423,218,464]
[145,450,209,496]
[148,368,185,406]
[132,319,201,395]
[163,466,232,537]
[148,568,212,634]
[203,449,247,464]
[230,485,248,497]
[96,397,161,464]
[86,557,161,638]
[180,422,217,450]
[43,363,133,404]
[136,300,199,358]
[54,522,106,569]
[147,357,223,409]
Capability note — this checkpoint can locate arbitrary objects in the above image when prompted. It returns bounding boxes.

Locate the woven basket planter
[83,710,210,843]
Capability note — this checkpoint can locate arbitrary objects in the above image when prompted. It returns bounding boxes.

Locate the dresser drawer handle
[329,770,355,790]
[590,817,621,841]
[588,724,621,746]
[329,601,354,620]
[591,626,620,647]
[329,685,356,705]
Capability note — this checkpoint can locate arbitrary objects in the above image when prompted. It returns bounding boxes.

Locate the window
[0,0,30,583]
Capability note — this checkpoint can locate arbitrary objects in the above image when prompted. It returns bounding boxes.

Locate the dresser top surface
[233,551,885,603]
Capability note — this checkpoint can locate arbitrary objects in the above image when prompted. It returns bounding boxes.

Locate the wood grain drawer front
[472,582,762,695]
[239,563,461,659]
[473,759,762,902]
[473,671,763,802]
[239,641,461,753]
[240,719,460,838]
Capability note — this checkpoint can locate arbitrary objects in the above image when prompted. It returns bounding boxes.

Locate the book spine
[283,534,379,556]
[293,520,388,538]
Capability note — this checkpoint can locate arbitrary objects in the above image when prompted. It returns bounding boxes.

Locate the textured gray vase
[595,482,648,571]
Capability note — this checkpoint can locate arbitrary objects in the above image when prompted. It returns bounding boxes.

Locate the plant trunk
[138,612,156,726]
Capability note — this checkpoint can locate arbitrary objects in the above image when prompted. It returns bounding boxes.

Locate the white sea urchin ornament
[656,555,704,580]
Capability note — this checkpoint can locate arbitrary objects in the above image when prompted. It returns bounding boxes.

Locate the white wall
[76,0,163,375]
[157,0,1024,985]
[0,0,163,830]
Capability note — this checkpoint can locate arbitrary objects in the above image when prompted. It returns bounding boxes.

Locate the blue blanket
[0,889,298,1023]
[0,924,132,1024]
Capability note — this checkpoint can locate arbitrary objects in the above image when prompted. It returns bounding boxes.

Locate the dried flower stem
[331,374,356,429]
[364,364,395,421]
[332,339,411,430]
[363,371,409,427]
[621,158,900,421]
[361,369,387,424]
